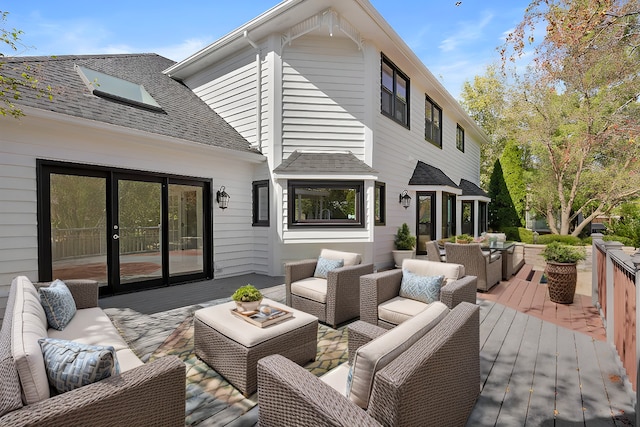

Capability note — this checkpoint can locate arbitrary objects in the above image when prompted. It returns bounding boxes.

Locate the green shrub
[541,242,586,263]
[602,234,635,247]
[501,227,532,243]
[537,234,583,246]
[394,223,416,250]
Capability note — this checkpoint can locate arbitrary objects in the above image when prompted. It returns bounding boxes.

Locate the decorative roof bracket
[282,8,364,50]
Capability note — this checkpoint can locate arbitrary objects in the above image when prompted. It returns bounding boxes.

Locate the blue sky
[3,1,533,99]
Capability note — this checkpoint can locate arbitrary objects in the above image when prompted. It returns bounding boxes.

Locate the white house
[0,0,489,316]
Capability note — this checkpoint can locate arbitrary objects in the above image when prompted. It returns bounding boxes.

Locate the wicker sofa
[0,276,185,427]
[359,259,477,329]
[257,301,480,427]
[285,249,374,327]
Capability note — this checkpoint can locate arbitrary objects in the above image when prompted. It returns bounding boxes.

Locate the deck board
[98,266,634,426]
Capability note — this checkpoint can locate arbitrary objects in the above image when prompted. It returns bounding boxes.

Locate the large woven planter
[545,261,577,304]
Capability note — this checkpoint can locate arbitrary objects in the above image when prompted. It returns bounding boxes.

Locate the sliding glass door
[39,161,211,295]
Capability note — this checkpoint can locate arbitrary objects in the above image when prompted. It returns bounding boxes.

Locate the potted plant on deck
[392,223,416,267]
[232,284,263,312]
[541,242,586,304]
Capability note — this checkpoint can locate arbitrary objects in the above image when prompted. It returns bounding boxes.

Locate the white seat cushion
[378,296,429,325]
[115,348,145,372]
[290,277,328,303]
[320,363,351,396]
[348,301,449,408]
[402,259,465,284]
[194,298,317,348]
[10,276,51,404]
[48,307,131,352]
[319,249,361,267]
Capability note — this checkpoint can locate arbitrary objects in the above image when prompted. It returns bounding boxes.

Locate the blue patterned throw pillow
[399,271,445,304]
[313,257,344,279]
[38,338,119,394]
[39,279,76,330]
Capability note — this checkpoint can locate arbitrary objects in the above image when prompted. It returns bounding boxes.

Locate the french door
[416,192,436,256]
[38,161,212,295]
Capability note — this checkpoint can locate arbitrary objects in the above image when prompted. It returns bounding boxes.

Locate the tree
[460,64,509,187]
[502,0,640,236]
[0,10,52,118]
[487,159,522,230]
[500,139,528,226]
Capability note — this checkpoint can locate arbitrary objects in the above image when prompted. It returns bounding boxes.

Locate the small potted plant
[455,234,474,244]
[392,223,416,267]
[232,284,263,312]
[541,242,586,304]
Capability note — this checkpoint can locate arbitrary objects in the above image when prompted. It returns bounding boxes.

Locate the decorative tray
[231,305,293,328]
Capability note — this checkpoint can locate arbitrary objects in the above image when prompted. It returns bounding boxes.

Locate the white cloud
[439,13,494,53]
[154,38,212,62]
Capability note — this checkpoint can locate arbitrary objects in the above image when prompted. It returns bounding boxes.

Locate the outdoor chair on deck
[424,239,444,262]
[359,258,477,329]
[445,242,502,291]
[285,249,374,328]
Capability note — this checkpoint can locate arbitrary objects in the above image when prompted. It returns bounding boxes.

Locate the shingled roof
[274,151,377,174]
[459,179,489,197]
[408,161,458,188]
[2,53,258,154]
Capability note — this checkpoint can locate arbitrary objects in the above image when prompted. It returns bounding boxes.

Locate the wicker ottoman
[194,298,318,396]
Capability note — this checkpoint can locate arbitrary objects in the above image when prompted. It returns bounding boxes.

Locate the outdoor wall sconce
[216,186,230,209]
[399,190,411,209]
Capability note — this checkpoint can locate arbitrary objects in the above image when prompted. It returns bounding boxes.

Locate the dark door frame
[37,159,213,296]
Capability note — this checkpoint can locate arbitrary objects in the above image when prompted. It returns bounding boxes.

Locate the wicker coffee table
[194,298,318,396]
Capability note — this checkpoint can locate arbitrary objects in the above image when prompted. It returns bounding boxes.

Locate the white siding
[0,113,268,298]
[282,36,365,159]
[187,47,268,154]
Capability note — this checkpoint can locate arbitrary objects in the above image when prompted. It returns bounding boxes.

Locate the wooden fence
[592,236,640,425]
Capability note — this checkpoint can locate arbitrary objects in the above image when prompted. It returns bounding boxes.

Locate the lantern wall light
[216,186,230,209]
[399,190,411,209]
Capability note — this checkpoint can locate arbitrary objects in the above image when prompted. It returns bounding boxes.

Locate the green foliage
[487,159,522,230]
[455,234,474,243]
[394,223,416,250]
[602,234,635,247]
[1,10,53,118]
[231,284,263,302]
[607,202,640,249]
[537,234,583,246]
[501,227,532,243]
[541,242,586,264]
[500,140,527,226]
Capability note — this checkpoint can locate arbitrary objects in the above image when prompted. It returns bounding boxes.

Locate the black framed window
[252,180,269,226]
[375,182,386,225]
[462,200,474,235]
[381,55,410,128]
[479,201,488,233]
[425,96,442,147]
[456,124,465,152]
[288,180,364,228]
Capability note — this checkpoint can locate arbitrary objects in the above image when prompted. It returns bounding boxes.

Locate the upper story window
[425,96,442,148]
[288,181,364,228]
[381,55,410,128]
[456,124,465,152]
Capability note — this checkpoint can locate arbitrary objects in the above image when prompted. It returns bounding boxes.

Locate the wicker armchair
[424,239,444,262]
[502,243,526,279]
[445,242,502,291]
[359,259,477,329]
[257,302,480,427]
[285,249,374,327]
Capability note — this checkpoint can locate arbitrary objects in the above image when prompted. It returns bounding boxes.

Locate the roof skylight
[75,65,163,111]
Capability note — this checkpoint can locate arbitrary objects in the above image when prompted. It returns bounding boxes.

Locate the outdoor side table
[194,298,318,396]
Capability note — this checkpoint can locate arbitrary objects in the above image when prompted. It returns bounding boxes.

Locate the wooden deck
[99,265,636,426]
[470,264,634,426]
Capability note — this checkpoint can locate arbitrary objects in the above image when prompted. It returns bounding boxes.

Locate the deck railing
[52,226,171,259]
[592,235,640,423]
